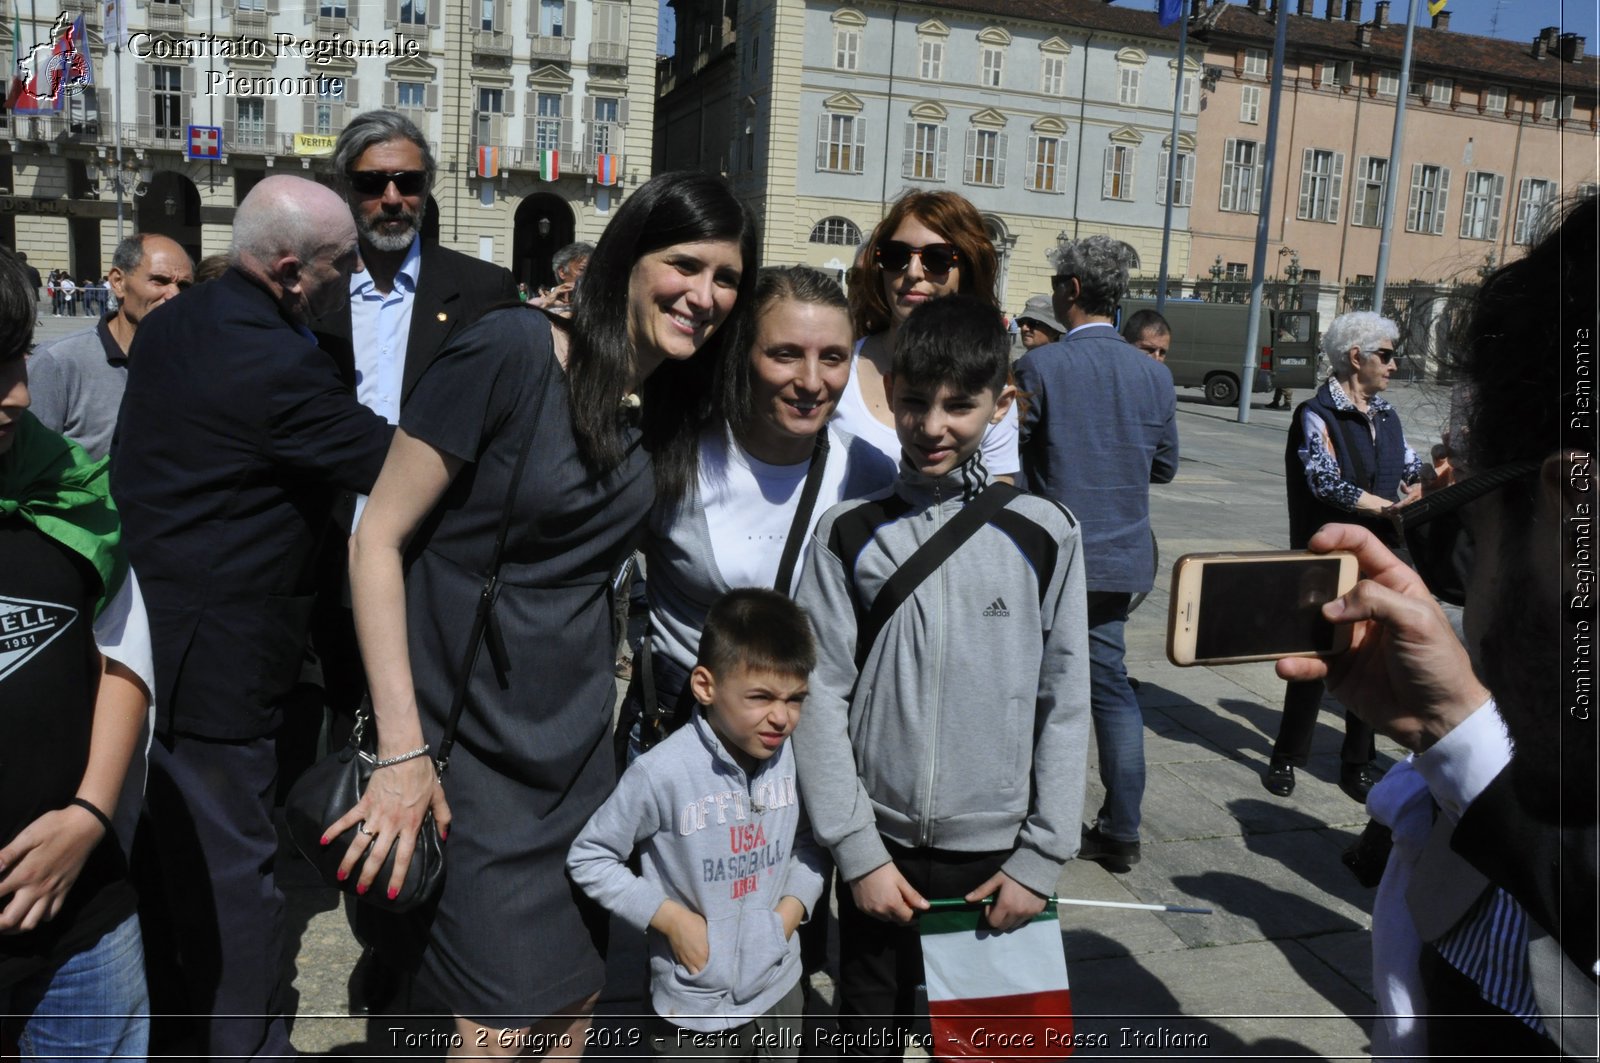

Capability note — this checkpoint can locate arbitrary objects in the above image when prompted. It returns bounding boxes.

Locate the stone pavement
[25,309,1454,1059]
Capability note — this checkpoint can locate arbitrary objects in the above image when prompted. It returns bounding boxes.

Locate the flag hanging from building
[594,152,618,186]
[477,144,498,178]
[1427,0,1447,16]
[538,148,559,181]
[1157,0,1183,26]
[10,14,93,114]
[920,902,1074,1059]
[187,125,222,160]
[104,0,129,48]
[6,13,23,111]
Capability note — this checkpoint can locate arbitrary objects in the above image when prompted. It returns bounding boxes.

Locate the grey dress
[399,307,651,1023]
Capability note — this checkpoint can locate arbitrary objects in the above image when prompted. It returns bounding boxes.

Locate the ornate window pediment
[1039,36,1071,55]
[823,91,865,113]
[969,107,1008,128]
[916,18,949,38]
[831,7,865,27]
[1108,124,1144,145]
[909,101,948,121]
[977,26,1010,46]
[1031,115,1068,134]
[1115,47,1147,66]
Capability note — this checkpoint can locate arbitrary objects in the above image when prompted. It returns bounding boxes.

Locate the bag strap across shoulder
[853,481,1020,669]
[772,430,831,596]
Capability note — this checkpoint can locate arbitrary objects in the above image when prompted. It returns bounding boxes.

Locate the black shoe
[1262,758,1296,797]
[1339,761,1380,803]
[1078,825,1140,873]
[348,946,403,1016]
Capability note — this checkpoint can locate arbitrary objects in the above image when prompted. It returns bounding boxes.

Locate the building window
[1025,134,1065,193]
[817,113,865,173]
[1220,138,1262,214]
[1041,54,1066,95]
[965,128,1005,187]
[1296,148,1344,223]
[1483,86,1507,114]
[1459,171,1505,241]
[313,81,340,134]
[980,45,1004,88]
[1181,73,1197,113]
[834,26,860,70]
[1117,65,1141,106]
[1102,144,1134,200]
[1405,163,1450,235]
[1240,85,1261,123]
[919,38,943,80]
[154,64,183,139]
[538,0,565,36]
[1317,63,1333,88]
[1243,48,1267,78]
[903,121,946,181]
[1225,262,1248,283]
[1537,95,1575,120]
[1351,156,1387,227]
[236,97,266,147]
[477,87,504,113]
[320,0,346,17]
[591,96,619,157]
[1514,178,1557,244]
[809,216,862,245]
[1157,149,1192,206]
[237,0,264,10]
[478,0,494,29]
[1376,70,1399,96]
[534,91,562,151]
[397,81,426,108]
[1428,78,1452,104]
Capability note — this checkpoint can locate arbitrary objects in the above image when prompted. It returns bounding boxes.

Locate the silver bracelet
[373,744,431,769]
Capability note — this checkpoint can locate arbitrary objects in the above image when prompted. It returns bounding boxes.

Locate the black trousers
[1270,678,1376,767]
[836,841,1010,1062]
[137,731,296,1060]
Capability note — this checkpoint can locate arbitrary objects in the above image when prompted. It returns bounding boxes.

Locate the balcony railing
[10,112,108,145]
[473,29,512,57]
[528,35,572,62]
[588,40,627,65]
[147,4,187,31]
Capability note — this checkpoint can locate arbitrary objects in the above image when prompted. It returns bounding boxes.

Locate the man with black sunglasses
[1279,195,1597,1059]
[312,110,516,1016]
[1265,311,1423,802]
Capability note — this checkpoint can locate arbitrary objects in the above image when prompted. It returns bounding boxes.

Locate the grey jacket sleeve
[567,760,670,935]
[784,804,831,919]
[792,526,894,883]
[1002,517,1092,895]
[1014,353,1043,447]
[1151,378,1179,485]
[25,349,70,435]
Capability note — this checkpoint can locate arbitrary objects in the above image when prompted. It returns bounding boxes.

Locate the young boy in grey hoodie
[792,293,1090,1058]
[568,589,827,1061]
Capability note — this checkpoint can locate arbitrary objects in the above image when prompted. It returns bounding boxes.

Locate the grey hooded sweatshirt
[568,709,827,1031]
[791,454,1090,896]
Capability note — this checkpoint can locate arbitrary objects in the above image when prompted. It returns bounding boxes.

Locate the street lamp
[1208,254,1224,302]
[96,158,153,198]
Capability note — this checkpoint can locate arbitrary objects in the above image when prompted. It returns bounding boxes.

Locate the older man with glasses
[1264,311,1423,801]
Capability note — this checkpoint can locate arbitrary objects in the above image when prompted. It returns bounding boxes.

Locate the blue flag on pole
[1159,0,1183,26]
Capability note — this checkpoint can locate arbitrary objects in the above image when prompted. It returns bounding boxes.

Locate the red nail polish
[320,835,330,846]
[356,884,368,895]
[337,869,347,882]
[441,828,449,842]
[387,887,399,900]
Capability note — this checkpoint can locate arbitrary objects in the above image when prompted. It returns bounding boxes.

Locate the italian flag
[539,149,559,181]
[920,902,1073,1059]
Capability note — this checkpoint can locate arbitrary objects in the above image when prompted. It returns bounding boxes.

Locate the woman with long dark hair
[334,171,759,1057]
[839,190,1019,480]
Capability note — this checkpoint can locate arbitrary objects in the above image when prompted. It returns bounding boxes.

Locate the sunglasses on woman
[1364,346,1398,365]
[1389,459,1541,606]
[347,170,428,196]
[875,241,960,275]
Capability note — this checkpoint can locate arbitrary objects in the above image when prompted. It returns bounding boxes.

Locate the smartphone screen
[1193,557,1344,659]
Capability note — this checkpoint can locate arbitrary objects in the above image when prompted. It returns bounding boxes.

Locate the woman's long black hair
[567,171,760,502]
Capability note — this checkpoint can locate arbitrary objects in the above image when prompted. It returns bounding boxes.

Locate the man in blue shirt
[1015,235,1178,873]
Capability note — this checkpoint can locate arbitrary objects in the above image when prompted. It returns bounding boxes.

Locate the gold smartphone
[1166,550,1359,667]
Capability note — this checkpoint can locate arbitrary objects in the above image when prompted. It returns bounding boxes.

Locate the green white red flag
[538,149,559,181]
[920,901,1073,1059]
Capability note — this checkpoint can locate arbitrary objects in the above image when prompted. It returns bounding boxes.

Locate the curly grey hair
[1050,235,1139,318]
[551,241,594,279]
[1322,311,1399,380]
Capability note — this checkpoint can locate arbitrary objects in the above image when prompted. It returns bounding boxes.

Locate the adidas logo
[982,597,1010,618]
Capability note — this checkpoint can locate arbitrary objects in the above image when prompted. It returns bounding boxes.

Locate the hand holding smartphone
[1167,550,1358,666]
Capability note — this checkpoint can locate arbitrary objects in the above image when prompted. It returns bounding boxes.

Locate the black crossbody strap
[853,482,1020,669]
[772,431,831,596]
[435,358,552,775]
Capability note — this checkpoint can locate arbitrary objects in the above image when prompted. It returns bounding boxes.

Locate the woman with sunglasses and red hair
[837,191,1020,480]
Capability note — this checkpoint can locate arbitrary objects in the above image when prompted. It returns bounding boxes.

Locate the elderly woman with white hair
[1263,310,1423,801]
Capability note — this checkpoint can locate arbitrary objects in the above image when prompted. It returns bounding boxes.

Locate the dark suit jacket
[111,268,394,740]
[1015,323,1180,595]
[311,240,518,402]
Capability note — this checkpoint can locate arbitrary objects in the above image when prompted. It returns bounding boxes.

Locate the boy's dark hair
[696,588,817,682]
[0,246,37,364]
[893,293,1009,396]
[1121,308,1170,345]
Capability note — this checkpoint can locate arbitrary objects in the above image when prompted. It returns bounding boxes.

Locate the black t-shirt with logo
[0,519,135,988]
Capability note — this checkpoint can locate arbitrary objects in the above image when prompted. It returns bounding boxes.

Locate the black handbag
[285,347,549,911]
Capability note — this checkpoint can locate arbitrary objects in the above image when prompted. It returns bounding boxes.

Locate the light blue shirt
[348,235,422,529]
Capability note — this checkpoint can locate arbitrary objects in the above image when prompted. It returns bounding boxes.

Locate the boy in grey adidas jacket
[569,590,828,1062]
[792,294,1090,1055]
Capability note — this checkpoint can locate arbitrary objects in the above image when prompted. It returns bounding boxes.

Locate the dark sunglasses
[347,169,428,196]
[1365,346,1398,365]
[1389,459,1541,606]
[875,241,959,275]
